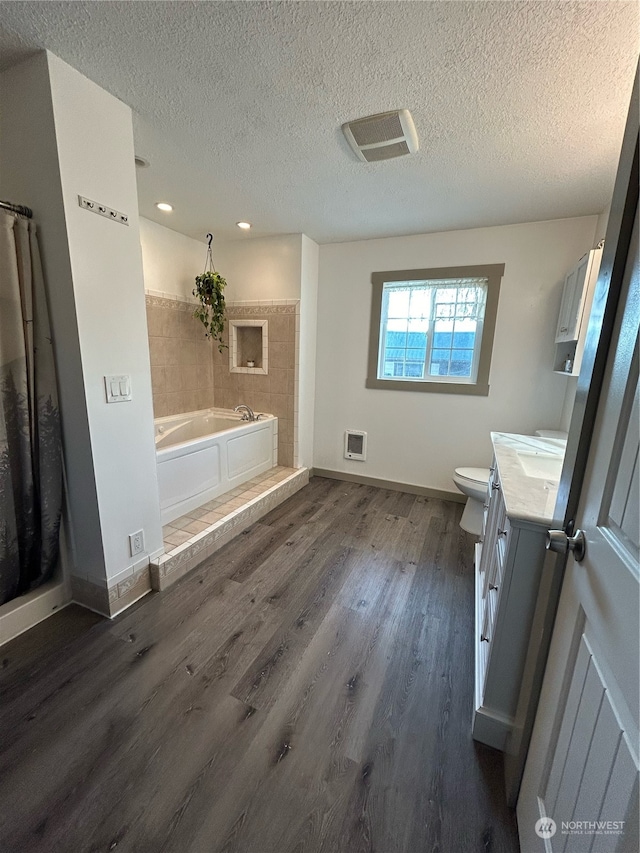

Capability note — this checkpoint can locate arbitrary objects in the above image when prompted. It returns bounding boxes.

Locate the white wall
[0,53,104,580]
[315,216,598,494]
[139,217,204,299]
[1,52,163,590]
[298,234,319,468]
[48,53,163,583]
[214,234,303,301]
[558,204,611,433]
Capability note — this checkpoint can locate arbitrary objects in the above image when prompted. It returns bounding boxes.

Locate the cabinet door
[555,253,589,342]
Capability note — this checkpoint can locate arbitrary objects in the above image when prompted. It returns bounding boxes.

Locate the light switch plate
[104,374,132,403]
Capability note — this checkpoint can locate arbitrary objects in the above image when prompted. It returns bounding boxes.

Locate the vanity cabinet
[553,245,603,375]
[473,434,562,751]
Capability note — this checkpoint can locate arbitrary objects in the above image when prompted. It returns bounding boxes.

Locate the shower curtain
[0,210,62,606]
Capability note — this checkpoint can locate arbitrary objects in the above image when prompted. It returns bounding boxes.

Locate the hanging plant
[193,233,227,352]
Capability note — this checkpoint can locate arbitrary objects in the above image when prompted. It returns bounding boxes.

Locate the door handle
[546,528,586,562]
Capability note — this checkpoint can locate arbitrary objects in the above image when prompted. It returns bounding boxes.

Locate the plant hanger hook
[204,233,216,274]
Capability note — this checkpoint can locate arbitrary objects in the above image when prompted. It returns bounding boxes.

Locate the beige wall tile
[166,391,187,415]
[184,390,200,412]
[268,315,288,342]
[148,299,297,423]
[153,393,169,417]
[279,418,292,445]
[212,347,225,369]
[252,392,271,413]
[191,315,205,340]
[180,364,197,392]
[268,393,288,418]
[167,311,182,338]
[179,311,194,339]
[151,364,166,395]
[197,389,214,410]
[216,388,230,409]
[234,374,249,395]
[271,341,294,369]
[214,367,228,389]
[164,338,180,366]
[146,306,162,337]
[253,372,271,394]
[285,368,295,395]
[196,339,212,364]
[198,362,213,390]
[165,364,182,394]
[269,368,287,395]
[285,314,295,341]
[157,309,172,338]
[278,442,293,467]
[180,340,196,365]
[149,336,166,366]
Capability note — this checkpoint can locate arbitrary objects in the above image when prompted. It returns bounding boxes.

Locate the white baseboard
[0,579,71,647]
[311,468,465,502]
[472,703,513,751]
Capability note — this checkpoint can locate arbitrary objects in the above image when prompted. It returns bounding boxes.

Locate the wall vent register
[344,430,367,461]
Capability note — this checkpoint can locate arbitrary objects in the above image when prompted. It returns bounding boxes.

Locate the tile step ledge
[150,467,309,591]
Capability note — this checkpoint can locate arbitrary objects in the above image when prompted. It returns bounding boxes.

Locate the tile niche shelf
[229,319,268,374]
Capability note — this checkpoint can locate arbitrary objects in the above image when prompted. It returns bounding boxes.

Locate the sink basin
[517,451,564,481]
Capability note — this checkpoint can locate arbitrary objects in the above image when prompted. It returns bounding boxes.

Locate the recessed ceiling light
[236,221,251,230]
[156,202,173,212]
[135,155,150,168]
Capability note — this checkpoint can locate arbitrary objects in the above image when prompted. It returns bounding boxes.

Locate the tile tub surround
[151,466,309,590]
[213,302,298,468]
[146,293,215,418]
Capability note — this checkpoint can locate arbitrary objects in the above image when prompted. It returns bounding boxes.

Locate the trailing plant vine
[193,234,227,352]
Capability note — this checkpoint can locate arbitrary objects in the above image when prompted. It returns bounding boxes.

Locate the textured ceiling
[0,1,638,244]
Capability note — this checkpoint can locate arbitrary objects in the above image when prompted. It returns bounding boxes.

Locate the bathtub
[155,408,278,525]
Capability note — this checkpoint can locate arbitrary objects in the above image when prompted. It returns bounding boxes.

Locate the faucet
[234,404,256,422]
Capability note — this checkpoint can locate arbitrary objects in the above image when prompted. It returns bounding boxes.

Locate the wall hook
[206,233,214,249]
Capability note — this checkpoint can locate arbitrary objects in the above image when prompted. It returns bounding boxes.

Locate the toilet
[452,429,569,537]
[452,467,491,536]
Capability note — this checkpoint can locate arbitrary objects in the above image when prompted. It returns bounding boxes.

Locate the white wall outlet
[129,530,144,557]
[104,374,132,403]
[78,194,129,226]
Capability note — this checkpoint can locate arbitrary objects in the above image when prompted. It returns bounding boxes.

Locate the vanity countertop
[491,432,566,526]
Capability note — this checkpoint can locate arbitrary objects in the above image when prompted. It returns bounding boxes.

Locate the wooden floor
[0,477,520,853]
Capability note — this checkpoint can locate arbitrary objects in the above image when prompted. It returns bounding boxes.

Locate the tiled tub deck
[150,466,309,591]
[70,466,309,616]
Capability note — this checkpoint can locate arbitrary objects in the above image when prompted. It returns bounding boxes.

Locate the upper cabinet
[553,245,603,375]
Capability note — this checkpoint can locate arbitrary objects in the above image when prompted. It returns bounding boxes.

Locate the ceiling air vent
[342,109,418,163]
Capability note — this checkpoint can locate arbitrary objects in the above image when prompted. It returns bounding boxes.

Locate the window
[367,264,504,395]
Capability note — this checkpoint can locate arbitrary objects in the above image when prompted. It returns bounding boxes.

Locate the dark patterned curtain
[0,211,62,605]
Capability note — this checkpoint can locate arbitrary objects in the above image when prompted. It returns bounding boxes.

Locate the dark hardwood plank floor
[0,477,520,853]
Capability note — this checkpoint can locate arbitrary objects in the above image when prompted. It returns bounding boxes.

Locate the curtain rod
[0,199,33,219]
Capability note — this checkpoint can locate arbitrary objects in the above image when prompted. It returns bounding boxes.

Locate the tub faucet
[234,404,256,422]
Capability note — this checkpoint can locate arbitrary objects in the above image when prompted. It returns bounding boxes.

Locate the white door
[517,207,639,852]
